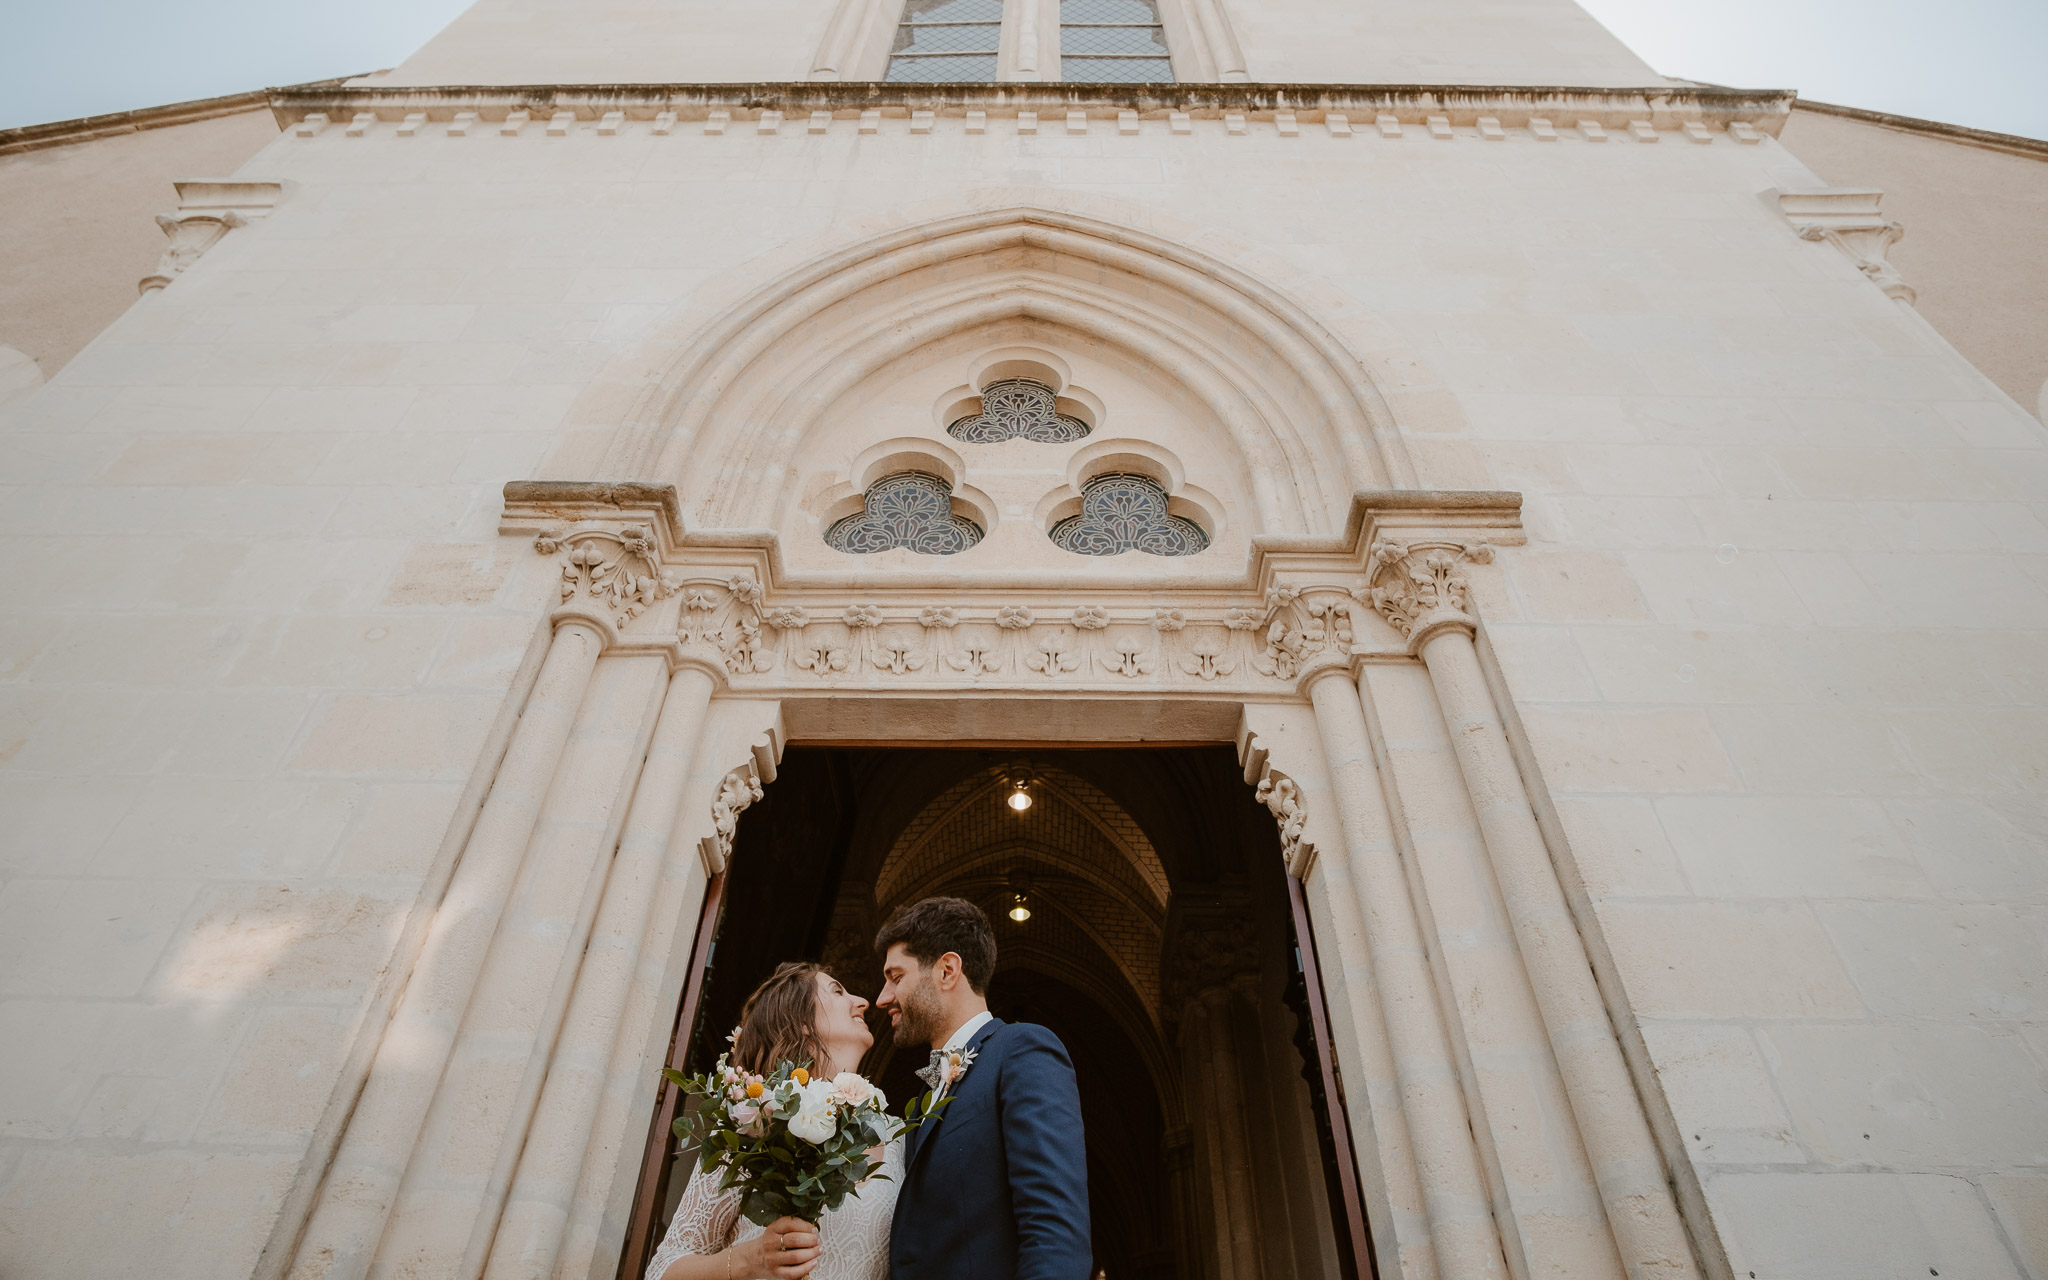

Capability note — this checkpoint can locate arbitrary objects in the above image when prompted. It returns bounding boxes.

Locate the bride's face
[812,970,874,1074]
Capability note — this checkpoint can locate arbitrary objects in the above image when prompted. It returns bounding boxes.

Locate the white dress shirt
[932,1009,994,1102]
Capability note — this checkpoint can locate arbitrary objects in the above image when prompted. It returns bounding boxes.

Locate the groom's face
[877,944,948,1047]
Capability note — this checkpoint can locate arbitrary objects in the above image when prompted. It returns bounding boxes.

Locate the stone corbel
[698,723,782,874]
[1239,721,1322,878]
[699,767,764,875]
[1776,187,1916,305]
[137,180,284,294]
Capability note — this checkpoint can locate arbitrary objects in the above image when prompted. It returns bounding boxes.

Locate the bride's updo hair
[732,961,829,1076]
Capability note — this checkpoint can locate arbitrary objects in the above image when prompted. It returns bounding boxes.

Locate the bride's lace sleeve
[645,1166,743,1280]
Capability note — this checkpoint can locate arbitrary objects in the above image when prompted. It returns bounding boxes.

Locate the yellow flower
[746,1081,765,1099]
[792,1067,810,1085]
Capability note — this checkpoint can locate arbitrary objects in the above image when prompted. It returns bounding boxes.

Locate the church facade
[2,1,2045,1279]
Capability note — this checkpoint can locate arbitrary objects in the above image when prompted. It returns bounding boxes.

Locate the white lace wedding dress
[645,1138,903,1280]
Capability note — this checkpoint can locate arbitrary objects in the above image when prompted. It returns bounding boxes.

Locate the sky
[1,0,2043,139]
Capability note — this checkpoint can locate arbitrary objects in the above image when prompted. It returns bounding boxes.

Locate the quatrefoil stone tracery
[947,379,1092,444]
[1050,473,1209,557]
[824,472,984,555]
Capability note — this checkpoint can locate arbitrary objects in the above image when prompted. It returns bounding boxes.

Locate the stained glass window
[1050,473,1208,556]
[1060,0,1173,83]
[885,0,1004,82]
[826,472,985,555]
[947,379,1092,444]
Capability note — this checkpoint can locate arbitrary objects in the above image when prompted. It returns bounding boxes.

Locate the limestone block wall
[0,85,2043,1280]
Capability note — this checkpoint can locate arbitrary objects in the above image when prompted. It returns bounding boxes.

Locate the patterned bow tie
[914,1048,948,1092]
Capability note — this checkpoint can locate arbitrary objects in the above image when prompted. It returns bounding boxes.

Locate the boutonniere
[907,1044,982,1129]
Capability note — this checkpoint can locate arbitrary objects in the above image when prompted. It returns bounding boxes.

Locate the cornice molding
[0,77,350,158]
[270,81,1793,135]
[1794,98,2048,162]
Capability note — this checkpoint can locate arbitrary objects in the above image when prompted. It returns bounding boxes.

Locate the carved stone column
[292,524,681,1280]
[1364,540,1700,1280]
[291,617,608,1280]
[486,650,725,1279]
[1167,904,1264,1280]
[380,644,670,1277]
[1298,657,1508,1280]
[1162,1127,1207,1280]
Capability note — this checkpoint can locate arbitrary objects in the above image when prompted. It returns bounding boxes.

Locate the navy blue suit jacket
[888,1018,1092,1280]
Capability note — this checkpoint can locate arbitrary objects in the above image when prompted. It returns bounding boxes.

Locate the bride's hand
[732,1217,821,1279]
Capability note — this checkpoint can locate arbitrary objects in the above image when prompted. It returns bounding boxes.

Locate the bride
[647,962,901,1280]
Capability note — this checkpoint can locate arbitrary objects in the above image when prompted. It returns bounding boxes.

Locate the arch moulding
[589,201,1436,540]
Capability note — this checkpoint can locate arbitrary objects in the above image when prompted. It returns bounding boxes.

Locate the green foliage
[662,1056,902,1227]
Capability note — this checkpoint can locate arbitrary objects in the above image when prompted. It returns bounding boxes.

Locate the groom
[874,896,1092,1280]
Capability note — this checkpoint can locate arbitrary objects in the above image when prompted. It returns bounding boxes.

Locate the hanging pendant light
[1007,871,1034,923]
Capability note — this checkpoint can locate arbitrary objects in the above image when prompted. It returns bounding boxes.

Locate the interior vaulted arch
[602,207,1420,539]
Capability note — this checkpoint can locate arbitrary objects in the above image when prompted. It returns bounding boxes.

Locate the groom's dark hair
[875,896,997,993]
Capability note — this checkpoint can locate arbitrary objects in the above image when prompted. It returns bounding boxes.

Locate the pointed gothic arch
[598,205,1425,539]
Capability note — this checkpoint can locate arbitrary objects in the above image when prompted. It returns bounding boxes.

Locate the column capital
[1360,538,1495,656]
[1164,890,1263,1008]
[537,524,680,645]
[669,640,731,686]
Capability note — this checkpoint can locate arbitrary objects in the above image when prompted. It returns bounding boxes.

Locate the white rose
[787,1078,839,1145]
[828,1072,874,1107]
[789,1102,836,1144]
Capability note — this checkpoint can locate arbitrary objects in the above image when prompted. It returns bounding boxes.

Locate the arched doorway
[645,746,1365,1280]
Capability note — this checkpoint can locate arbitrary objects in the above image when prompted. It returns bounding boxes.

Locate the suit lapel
[907,1017,1003,1174]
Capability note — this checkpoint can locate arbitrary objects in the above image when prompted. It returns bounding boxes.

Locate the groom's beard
[895,980,947,1049]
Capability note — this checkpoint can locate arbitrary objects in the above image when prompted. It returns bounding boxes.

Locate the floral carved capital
[536,525,680,634]
[1360,539,1494,652]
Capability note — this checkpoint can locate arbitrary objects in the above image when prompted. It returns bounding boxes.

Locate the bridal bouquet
[666,1043,903,1227]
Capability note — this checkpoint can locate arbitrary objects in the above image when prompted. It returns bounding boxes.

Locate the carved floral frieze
[639,566,1376,691]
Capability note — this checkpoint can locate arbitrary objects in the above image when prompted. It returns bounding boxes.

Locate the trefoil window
[826,472,985,554]
[1059,0,1173,82]
[1050,473,1207,556]
[948,379,1091,444]
[885,0,1005,82]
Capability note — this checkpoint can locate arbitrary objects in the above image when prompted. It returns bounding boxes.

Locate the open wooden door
[1288,872,1381,1280]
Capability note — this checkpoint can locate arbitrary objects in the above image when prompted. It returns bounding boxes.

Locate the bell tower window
[1058,0,1173,82]
[885,0,1005,81]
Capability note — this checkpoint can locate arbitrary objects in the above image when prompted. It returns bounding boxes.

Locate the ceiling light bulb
[1009,899,1032,923]
[1008,787,1032,812]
